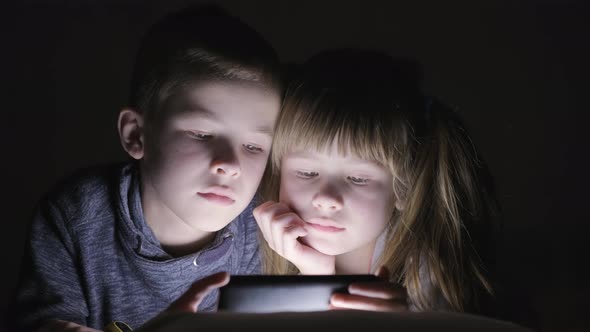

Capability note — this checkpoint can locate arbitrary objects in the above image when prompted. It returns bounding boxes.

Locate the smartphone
[217,274,381,313]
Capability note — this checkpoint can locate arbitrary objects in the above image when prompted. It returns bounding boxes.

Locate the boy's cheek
[240,160,270,188]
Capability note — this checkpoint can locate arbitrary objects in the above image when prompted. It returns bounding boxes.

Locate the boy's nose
[210,160,241,178]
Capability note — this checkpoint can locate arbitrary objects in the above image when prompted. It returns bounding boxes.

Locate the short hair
[129,5,282,120]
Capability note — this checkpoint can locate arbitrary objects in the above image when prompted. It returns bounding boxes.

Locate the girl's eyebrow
[287,151,311,157]
[285,151,322,160]
[284,157,315,164]
[287,152,385,170]
[254,125,273,137]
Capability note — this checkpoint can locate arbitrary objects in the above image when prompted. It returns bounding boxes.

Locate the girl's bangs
[272,90,401,170]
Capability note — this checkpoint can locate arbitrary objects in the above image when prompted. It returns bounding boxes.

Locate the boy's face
[139,81,281,233]
[278,142,395,257]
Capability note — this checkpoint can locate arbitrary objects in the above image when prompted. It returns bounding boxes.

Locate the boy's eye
[347,176,370,185]
[296,170,319,179]
[187,131,213,140]
[243,144,264,154]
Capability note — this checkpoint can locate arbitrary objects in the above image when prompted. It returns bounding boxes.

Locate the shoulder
[39,162,132,229]
[227,197,261,251]
[233,198,259,235]
[229,197,262,274]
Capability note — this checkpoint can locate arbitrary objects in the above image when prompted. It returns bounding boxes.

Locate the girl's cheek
[360,181,394,199]
[281,181,307,201]
[280,178,315,211]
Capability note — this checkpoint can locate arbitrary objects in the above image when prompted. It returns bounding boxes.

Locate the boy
[14,5,282,331]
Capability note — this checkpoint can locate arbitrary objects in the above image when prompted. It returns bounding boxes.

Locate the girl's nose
[312,193,343,211]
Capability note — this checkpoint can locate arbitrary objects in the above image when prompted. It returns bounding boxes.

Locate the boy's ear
[118,108,145,160]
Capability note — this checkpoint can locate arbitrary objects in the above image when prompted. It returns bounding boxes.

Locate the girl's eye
[188,131,213,140]
[243,144,264,154]
[296,170,319,179]
[347,176,370,185]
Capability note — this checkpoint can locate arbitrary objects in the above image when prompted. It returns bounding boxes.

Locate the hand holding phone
[329,267,408,312]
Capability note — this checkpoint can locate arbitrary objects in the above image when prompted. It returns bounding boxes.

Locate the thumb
[167,271,230,313]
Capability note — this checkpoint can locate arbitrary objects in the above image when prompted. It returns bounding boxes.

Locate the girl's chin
[300,237,344,256]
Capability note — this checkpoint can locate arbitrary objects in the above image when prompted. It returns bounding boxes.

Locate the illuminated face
[140,81,281,236]
[279,141,395,259]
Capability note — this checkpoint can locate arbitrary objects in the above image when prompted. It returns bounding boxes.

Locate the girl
[254,50,499,314]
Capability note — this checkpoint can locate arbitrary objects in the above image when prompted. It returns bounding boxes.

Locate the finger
[253,201,275,222]
[330,293,408,312]
[348,282,407,300]
[255,202,292,249]
[255,201,291,221]
[281,223,309,258]
[168,271,230,313]
[276,219,304,256]
[253,201,277,244]
[328,303,349,310]
[283,221,308,239]
[269,211,305,254]
[375,265,390,280]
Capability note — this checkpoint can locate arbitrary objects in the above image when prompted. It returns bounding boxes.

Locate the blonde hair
[260,50,498,313]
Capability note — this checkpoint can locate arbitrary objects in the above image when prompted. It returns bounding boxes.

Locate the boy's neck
[140,179,217,258]
[144,205,217,257]
[335,240,377,275]
[161,233,216,258]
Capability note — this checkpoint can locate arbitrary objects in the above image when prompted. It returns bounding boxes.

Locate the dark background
[2,0,589,331]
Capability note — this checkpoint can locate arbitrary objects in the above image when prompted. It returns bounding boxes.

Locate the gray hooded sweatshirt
[14,162,261,331]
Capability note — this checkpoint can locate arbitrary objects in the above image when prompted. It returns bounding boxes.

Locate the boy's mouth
[197,192,235,206]
[197,186,236,206]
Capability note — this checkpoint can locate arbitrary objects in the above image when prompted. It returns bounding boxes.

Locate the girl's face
[279,141,396,259]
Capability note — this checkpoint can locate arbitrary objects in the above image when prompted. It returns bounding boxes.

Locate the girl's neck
[335,239,377,274]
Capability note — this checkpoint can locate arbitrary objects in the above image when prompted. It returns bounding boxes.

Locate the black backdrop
[2,1,589,331]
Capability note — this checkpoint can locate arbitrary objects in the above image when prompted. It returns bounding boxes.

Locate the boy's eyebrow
[183,105,217,119]
[187,103,274,136]
[178,105,274,137]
